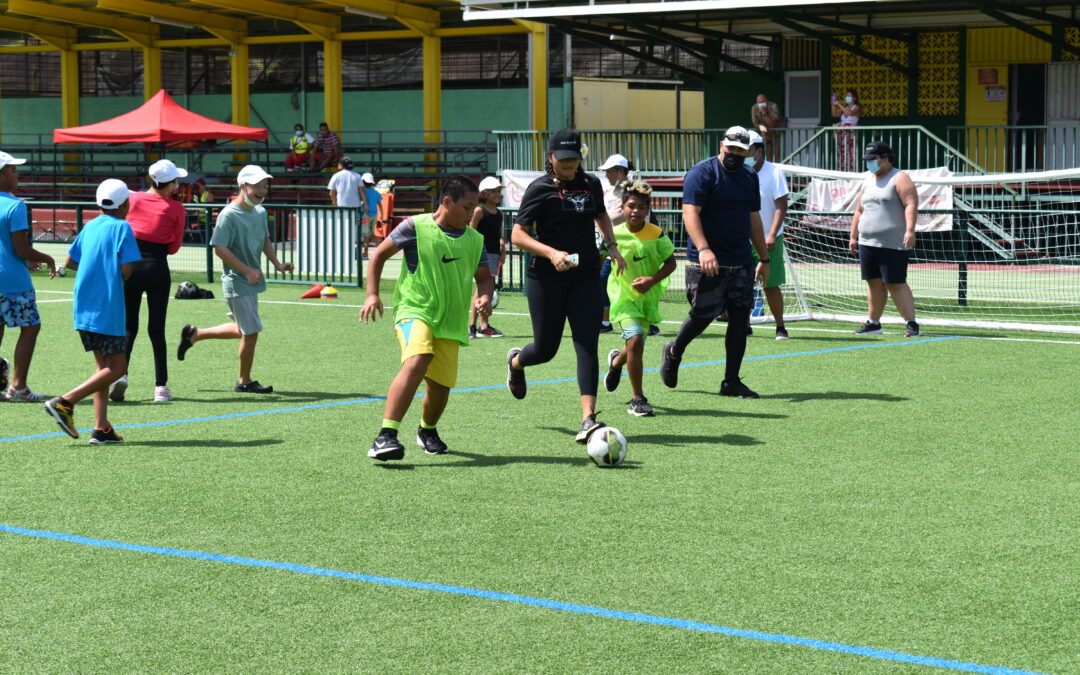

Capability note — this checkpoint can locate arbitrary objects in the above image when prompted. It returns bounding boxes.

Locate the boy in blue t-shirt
[0,151,57,402]
[44,179,141,443]
[360,172,382,257]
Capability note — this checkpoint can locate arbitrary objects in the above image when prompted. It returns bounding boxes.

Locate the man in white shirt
[327,156,366,210]
[747,131,790,340]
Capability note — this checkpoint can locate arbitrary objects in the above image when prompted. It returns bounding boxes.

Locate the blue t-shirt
[364,187,382,219]
[682,157,761,266]
[68,214,140,336]
[0,192,33,294]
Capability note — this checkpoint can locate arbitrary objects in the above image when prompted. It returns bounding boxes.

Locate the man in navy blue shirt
[660,126,771,398]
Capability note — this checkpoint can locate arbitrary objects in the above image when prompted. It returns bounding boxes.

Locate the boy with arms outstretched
[359,177,494,460]
[44,180,140,442]
[602,181,676,416]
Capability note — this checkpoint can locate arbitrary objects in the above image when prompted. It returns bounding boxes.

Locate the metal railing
[947,125,1080,173]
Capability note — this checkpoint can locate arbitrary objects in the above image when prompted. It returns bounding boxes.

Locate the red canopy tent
[53,89,267,143]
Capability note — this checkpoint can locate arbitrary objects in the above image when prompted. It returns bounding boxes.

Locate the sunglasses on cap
[724,131,750,145]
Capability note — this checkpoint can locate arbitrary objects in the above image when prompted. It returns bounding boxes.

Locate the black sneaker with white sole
[905,320,921,337]
[177,324,196,360]
[368,429,405,460]
[775,326,789,340]
[235,380,274,394]
[89,426,124,444]
[0,357,8,393]
[854,320,883,335]
[719,378,760,399]
[575,414,605,444]
[659,340,681,389]
[416,426,449,455]
[507,348,526,399]
[604,349,622,392]
[627,396,655,417]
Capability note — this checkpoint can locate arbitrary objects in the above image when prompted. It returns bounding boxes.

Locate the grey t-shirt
[210,202,269,297]
[858,168,909,250]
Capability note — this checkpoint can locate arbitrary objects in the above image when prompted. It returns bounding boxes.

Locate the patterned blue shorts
[0,290,41,328]
[79,330,128,356]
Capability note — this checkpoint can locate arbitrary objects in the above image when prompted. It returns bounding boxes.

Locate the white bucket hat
[478,176,502,192]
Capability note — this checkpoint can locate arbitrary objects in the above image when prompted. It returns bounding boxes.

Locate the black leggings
[124,250,171,386]
[519,272,602,397]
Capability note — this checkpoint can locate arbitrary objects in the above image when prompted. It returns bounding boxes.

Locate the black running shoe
[416,426,449,455]
[177,324,196,360]
[89,426,124,444]
[368,429,405,461]
[0,357,8,394]
[659,340,680,389]
[775,326,790,341]
[468,325,477,340]
[719,378,759,399]
[507,348,526,399]
[235,380,274,394]
[647,324,661,336]
[905,320,921,337]
[604,349,622,392]
[854,320,883,335]
[44,397,79,439]
[628,396,655,417]
[575,413,606,444]
[599,323,614,334]
[479,325,504,338]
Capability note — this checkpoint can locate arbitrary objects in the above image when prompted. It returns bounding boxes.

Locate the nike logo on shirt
[442,255,461,263]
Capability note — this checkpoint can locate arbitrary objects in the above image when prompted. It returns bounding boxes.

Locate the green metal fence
[947,125,1080,174]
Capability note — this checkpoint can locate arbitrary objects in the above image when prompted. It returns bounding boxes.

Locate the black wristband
[759,258,770,264]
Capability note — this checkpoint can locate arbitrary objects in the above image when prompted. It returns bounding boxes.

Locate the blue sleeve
[9,201,28,233]
[117,222,141,264]
[682,165,709,206]
[68,233,82,264]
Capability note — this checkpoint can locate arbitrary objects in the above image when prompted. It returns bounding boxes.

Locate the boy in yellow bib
[359,177,495,460]
[602,182,676,417]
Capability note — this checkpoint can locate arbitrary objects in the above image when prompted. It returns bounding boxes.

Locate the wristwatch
[604,240,617,248]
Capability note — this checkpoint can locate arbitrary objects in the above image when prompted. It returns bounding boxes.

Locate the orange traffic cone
[301,283,324,299]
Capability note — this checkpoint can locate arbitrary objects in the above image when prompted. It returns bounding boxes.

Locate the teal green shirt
[210,203,268,298]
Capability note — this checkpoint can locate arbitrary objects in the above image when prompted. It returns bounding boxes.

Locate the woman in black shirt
[506,129,627,443]
[469,176,506,338]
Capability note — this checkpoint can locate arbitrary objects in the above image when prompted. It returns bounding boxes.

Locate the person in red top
[309,123,342,172]
[114,159,188,403]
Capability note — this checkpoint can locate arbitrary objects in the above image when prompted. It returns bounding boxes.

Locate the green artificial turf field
[1,272,1077,674]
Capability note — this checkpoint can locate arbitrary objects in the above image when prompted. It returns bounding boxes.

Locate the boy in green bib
[359,177,495,460]
[602,182,676,417]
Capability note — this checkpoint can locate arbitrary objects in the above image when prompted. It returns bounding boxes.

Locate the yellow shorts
[395,318,459,388]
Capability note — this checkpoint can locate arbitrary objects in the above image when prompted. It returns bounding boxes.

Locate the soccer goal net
[772,165,1080,334]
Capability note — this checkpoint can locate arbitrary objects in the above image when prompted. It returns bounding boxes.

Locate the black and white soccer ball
[178,281,197,295]
[587,426,627,468]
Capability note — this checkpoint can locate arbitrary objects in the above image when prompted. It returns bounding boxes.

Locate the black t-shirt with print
[514,172,605,276]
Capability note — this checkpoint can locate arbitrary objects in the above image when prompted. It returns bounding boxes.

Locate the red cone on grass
[301,284,324,299]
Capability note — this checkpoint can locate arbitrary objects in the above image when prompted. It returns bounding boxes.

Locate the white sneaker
[154,385,172,402]
[109,376,128,402]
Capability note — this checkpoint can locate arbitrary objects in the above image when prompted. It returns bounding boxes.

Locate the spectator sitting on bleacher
[285,123,313,173]
[309,123,342,173]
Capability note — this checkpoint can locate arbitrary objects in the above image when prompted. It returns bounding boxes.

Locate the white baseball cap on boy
[747,130,765,146]
[96,179,130,210]
[597,154,630,170]
[478,176,502,192]
[360,172,376,185]
[0,151,27,169]
[148,159,188,183]
[237,165,273,185]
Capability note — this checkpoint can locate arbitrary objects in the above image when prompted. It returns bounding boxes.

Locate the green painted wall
[704,72,785,131]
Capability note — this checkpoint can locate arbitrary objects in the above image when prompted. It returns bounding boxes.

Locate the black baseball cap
[548,129,583,160]
[863,141,893,160]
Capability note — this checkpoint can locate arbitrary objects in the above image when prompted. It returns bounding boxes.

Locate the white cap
[747,130,764,146]
[361,172,375,185]
[598,154,630,171]
[237,164,273,186]
[722,125,751,150]
[96,178,130,210]
[0,151,27,169]
[148,159,187,184]
[478,176,502,192]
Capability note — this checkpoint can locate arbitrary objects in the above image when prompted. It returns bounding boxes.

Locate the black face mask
[722,153,746,172]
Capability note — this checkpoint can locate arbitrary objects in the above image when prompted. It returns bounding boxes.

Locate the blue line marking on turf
[2,336,958,443]
[0,523,1044,675]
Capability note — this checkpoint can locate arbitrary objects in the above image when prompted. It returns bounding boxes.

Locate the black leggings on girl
[519,272,602,396]
[124,243,172,387]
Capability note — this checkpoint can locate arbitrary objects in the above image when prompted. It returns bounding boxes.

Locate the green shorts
[754,234,786,289]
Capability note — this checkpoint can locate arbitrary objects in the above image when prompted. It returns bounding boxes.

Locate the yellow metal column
[143,46,161,99]
[529,25,548,130]
[422,34,441,144]
[323,39,343,133]
[230,43,250,127]
[60,49,80,128]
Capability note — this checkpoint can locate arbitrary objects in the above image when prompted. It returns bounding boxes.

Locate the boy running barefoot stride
[602,182,676,416]
[359,177,495,460]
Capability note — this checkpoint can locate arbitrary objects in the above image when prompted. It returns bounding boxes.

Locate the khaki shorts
[226,294,263,335]
[395,318,459,389]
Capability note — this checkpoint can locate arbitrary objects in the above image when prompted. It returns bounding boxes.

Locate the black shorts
[79,330,128,356]
[685,264,755,319]
[859,245,910,284]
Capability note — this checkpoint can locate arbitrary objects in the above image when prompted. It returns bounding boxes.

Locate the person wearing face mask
[746,131,791,340]
[506,129,628,443]
[750,94,785,163]
[112,159,189,403]
[285,124,314,173]
[597,153,634,335]
[659,126,770,399]
[848,141,920,337]
[831,89,862,172]
[175,165,294,393]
